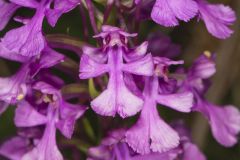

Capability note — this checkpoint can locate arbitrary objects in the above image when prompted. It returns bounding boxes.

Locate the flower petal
[197,103,240,147]
[125,113,151,154]
[151,0,197,26]
[22,121,63,160]
[183,142,206,160]
[149,109,180,153]
[122,54,154,76]
[156,92,193,112]
[9,0,38,8]
[14,101,47,127]
[79,55,108,79]
[57,102,87,138]
[197,0,236,39]
[0,136,30,160]
[1,12,45,57]
[46,0,79,27]
[0,1,19,31]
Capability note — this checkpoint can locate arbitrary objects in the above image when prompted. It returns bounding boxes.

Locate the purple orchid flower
[136,0,236,39]
[125,57,193,154]
[79,25,154,118]
[0,0,79,57]
[183,52,240,147]
[0,46,64,116]
[13,82,87,160]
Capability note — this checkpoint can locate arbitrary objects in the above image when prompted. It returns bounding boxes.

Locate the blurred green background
[0,0,239,159]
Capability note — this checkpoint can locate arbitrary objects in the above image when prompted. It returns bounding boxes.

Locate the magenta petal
[14,101,47,127]
[0,64,28,104]
[1,12,45,57]
[197,0,236,39]
[156,92,193,112]
[0,1,19,31]
[79,54,108,79]
[196,103,240,147]
[82,46,107,63]
[9,0,38,8]
[91,76,143,118]
[22,121,63,160]
[91,88,117,117]
[57,102,87,138]
[189,53,216,79]
[183,142,206,160]
[208,105,240,147]
[125,114,151,154]
[0,137,30,160]
[56,116,76,139]
[126,99,180,154]
[151,0,197,27]
[0,43,30,62]
[149,111,180,153]
[122,54,154,76]
[30,47,65,77]
[124,41,149,61]
[46,0,79,27]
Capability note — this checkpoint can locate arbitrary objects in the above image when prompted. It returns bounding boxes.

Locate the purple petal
[189,52,216,79]
[9,0,38,8]
[0,1,19,31]
[151,0,197,26]
[197,0,236,39]
[197,103,240,147]
[56,116,76,139]
[122,54,154,76]
[46,0,79,27]
[0,64,29,103]
[156,92,193,112]
[30,46,65,77]
[57,102,87,138]
[79,54,108,79]
[125,112,151,154]
[82,46,107,63]
[183,142,206,160]
[1,11,45,57]
[149,110,180,153]
[0,137,30,160]
[0,43,30,62]
[124,41,149,61]
[132,149,180,160]
[126,100,180,154]
[14,101,47,127]
[22,121,63,160]
[91,78,143,118]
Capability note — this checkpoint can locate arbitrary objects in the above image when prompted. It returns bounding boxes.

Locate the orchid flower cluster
[0,0,239,160]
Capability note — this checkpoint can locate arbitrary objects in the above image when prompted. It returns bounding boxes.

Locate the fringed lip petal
[151,0,197,27]
[196,0,236,39]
